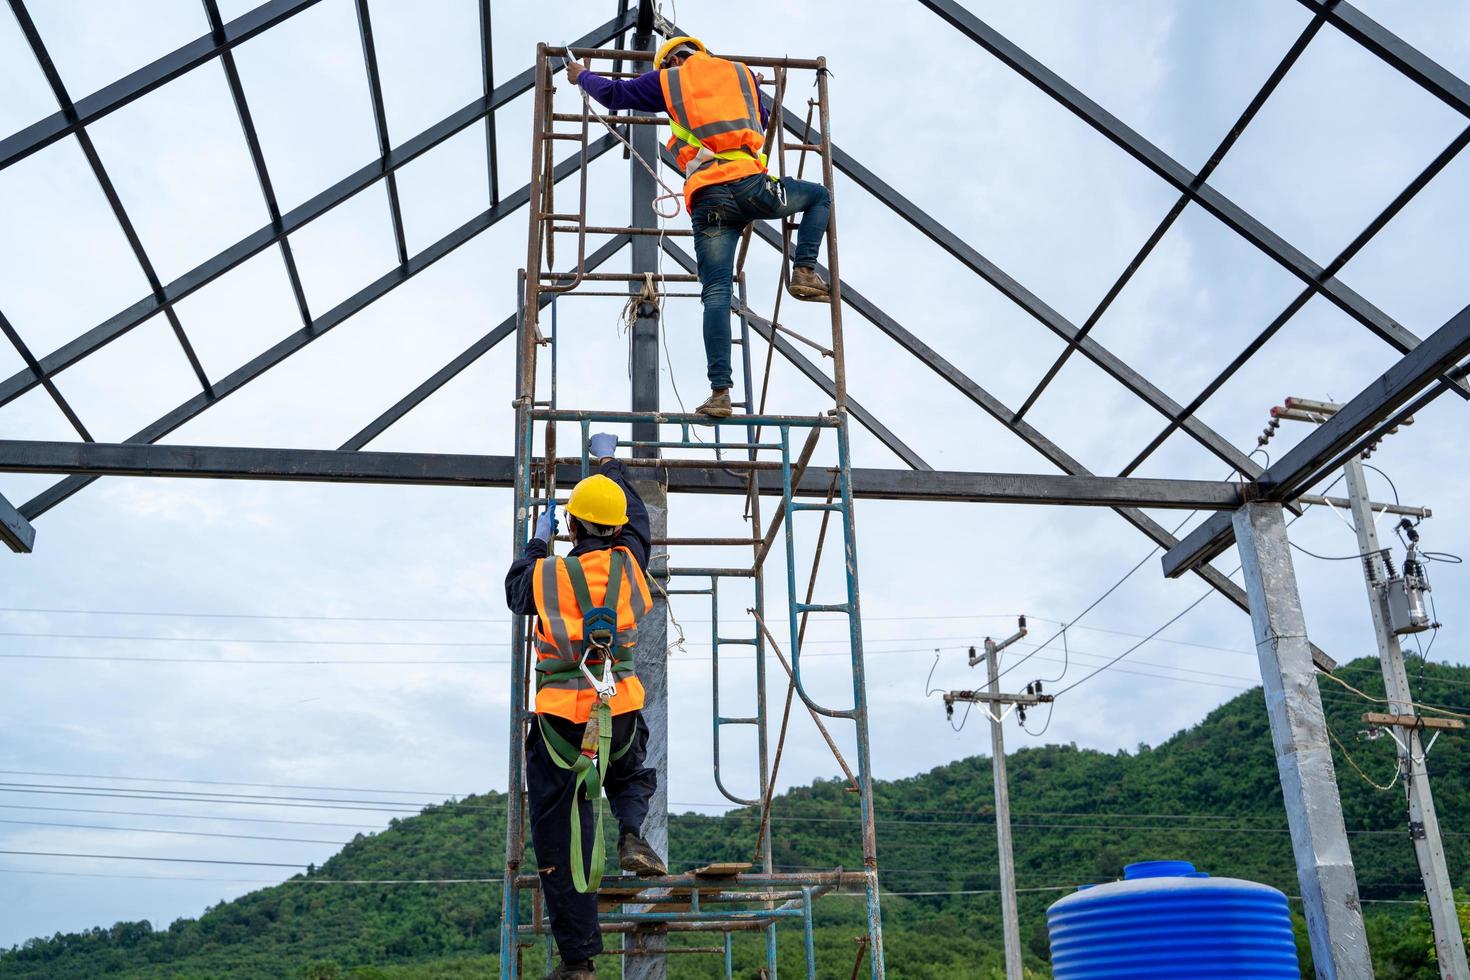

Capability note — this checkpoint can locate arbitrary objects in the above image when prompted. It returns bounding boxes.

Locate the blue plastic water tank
[1046,860,1299,978]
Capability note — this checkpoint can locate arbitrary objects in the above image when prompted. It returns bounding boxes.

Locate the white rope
[559,44,683,219]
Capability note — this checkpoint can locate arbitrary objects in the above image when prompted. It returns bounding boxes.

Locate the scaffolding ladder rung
[795,602,849,614]
[717,716,759,725]
[790,502,844,513]
[538,271,699,283]
[716,637,759,645]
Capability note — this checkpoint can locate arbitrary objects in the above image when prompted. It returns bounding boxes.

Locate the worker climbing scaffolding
[567,35,833,419]
[501,21,884,980]
[505,440,668,978]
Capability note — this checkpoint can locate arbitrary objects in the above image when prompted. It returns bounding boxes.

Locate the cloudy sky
[2,0,1469,951]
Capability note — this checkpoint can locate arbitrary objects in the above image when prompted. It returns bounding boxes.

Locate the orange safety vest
[531,545,651,723]
[659,52,768,213]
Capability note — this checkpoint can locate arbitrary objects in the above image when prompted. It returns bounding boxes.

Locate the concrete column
[1233,502,1372,979]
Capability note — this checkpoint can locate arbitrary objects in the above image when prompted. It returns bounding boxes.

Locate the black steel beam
[658,239,931,471]
[1299,0,1470,119]
[0,440,1247,509]
[16,138,618,521]
[1163,303,1470,578]
[338,235,630,451]
[11,0,213,395]
[352,0,409,265]
[477,0,500,206]
[0,12,633,413]
[202,0,312,328]
[768,103,1264,479]
[746,218,1335,670]
[0,489,35,553]
[1013,9,1332,422]
[0,0,325,172]
[0,308,90,440]
[1121,123,1470,476]
[913,0,1470,399]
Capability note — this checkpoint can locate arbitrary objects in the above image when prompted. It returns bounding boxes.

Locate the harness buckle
[579,604,620,701]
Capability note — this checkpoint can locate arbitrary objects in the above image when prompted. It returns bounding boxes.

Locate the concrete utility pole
[1268,395,1465,978]
[1234,502,1373,979]
[1342,459,1467,979]
[943,619,1044,980]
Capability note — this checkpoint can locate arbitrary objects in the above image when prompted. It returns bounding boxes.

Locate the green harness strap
[537,551,635,894]
[537,710,639,894]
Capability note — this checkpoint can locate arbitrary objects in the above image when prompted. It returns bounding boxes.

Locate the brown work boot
[695,388,733,418]
[618,832,668,877]
[787,265,830,302]
[545,959,595,979]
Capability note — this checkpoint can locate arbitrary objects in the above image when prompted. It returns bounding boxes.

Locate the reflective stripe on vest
[664,56,762,143]
[659,53,768,212]
[531,546,652,721]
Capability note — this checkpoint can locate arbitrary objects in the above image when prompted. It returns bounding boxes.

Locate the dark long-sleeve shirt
[503,458,651,616]
[576,66,769,128]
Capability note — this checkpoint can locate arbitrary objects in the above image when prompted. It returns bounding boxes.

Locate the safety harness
[536,550,638,893]
[668,119,769,178]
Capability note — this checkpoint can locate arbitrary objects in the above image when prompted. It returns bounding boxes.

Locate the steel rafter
[338,235,631,451]
[0,489,35,553]
[1163,302,1470,577]
[0,439,1252,510]
[1299,0,1470,119]
[0,308,90,441]
[351,0,409,266]
[1120,123,1470,477]
[658,239,931,471]
[1012,8,1333,422]
[746,218,1336,670]
[0,0,325,172]
[10,0,213,395]
[17,136,619,521]
[0,11,634,413]
[477,0,501,206]
[912,0,1470,400]
[201,0,313,329]
[767,108,1265,479]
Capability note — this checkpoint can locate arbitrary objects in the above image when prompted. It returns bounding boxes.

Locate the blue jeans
[690,174,831,390]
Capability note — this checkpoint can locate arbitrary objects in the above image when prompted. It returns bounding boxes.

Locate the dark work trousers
[526,710,657,964]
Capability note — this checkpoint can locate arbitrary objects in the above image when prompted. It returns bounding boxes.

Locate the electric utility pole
[943,617,1050,980]
[1269,397,1467,979]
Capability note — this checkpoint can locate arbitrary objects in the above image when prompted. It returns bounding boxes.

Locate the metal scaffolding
[3,0,1469,976]
[498,41,884,979]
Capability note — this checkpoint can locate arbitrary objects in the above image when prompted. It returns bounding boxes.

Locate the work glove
[588,432,618,460]
[534,509,557,544]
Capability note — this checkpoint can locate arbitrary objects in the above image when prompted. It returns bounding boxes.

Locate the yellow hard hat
[566,474,628,528]
[655,35,706,69]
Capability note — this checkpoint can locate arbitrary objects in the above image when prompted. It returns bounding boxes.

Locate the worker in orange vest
[569,36,832,419]
[504,433,665,979]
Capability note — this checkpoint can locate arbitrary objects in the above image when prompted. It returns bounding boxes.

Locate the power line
[0,781,487,810]
[0,818,349,846]
[0,803,380,830]
[0,770,458,797]
[0,849,309,868]
[0,787,428,814]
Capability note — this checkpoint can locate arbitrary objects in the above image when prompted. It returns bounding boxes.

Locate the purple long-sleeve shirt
[576,66,769,128]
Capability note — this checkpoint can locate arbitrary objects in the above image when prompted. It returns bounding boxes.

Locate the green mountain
[3,656,1467,979]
